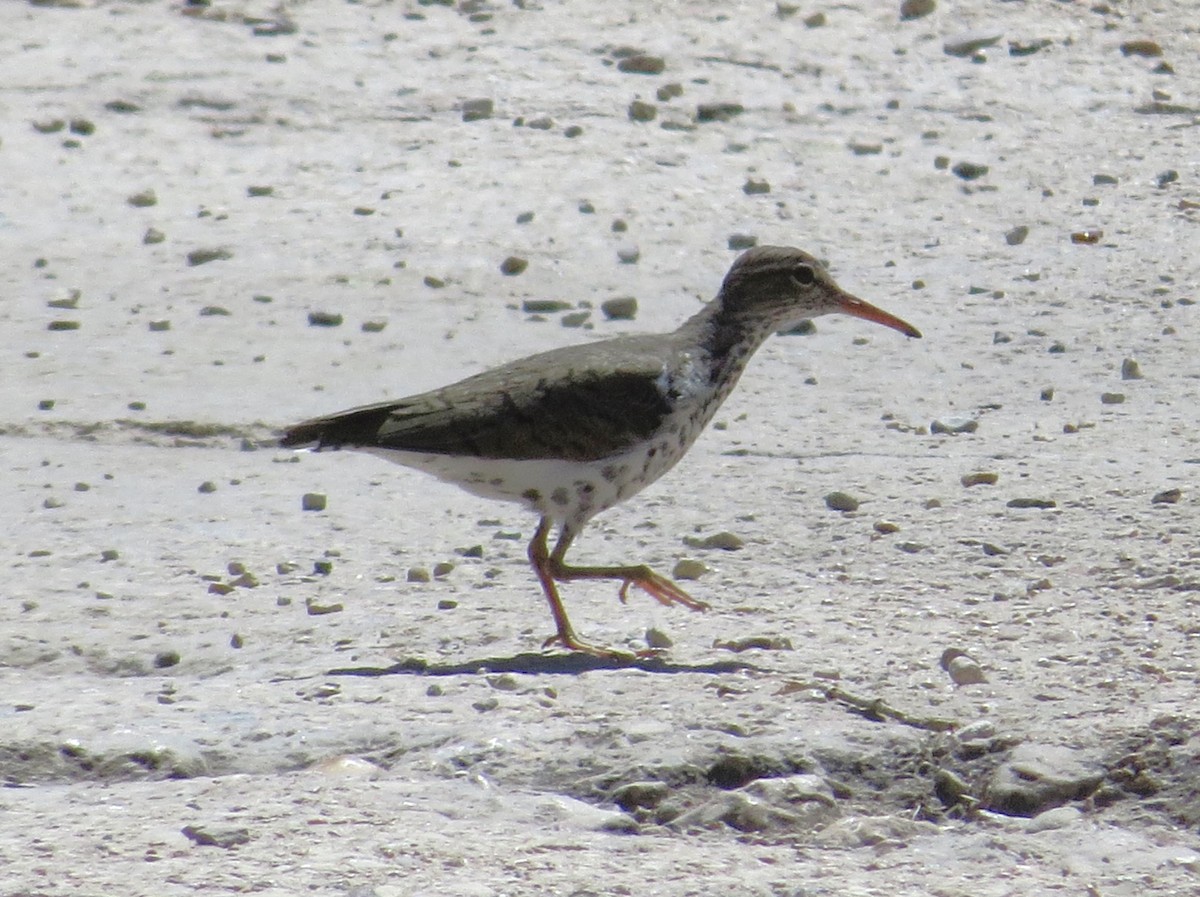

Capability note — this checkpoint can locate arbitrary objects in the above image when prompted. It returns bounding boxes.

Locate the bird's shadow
[328,652,765,677]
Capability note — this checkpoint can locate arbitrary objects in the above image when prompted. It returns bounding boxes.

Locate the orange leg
[548,527,710,612]
[527,518,636,659]
[525,518,710,657]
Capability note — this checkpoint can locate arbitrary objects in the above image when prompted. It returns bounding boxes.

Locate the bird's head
[717,245,921,339]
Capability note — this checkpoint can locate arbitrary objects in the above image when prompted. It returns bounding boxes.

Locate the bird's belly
[362,435,697,527]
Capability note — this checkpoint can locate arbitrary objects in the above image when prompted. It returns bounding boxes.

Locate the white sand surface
[2,1,1198,894]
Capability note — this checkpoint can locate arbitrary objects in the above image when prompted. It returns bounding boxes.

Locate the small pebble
[1071,229,1103,244]
[361,319,387,333]
[500,256,528,276]
[601,297,638,320]
[1008,38,1052,57]
[148,320,171,332]
[432,562,455,577]
[1005,225,1029,246]
[1007,497,1056,509]
[713,636,792,652]
[127,189,157,208]
[1120,39,1163,57]
[940,648,987,685]
[873,520,899,534]
[407,567,431,583]
[961,471,998,487]
[186,248,231,266]
[100,549,119,562]
[461,98,493,122]
[437,599,457,609]
[728,233,757,250]
[628,100,657,122]
[742,178,770,195]
[307,311,343,327]
[143,227,166,245]
[198,481,217,494]
[943,31,1002,58]
[899,0,935,20]
[672,558,710,580]
[931,416,978,435]
[1120,358,1142,380]
[153,650,181,669]
[616,245,640,264]
[305,599,343,616]
[696,102,743,123]
[824,491,860,512]
[524,299,572,314]
[47,320,81,331]
[847,140,882,156]
[301,492,327,511]
[656,83,683,101]
[685,531,744,551]
[617,54,666,75]
[1151,489,1181,505]
[560,311,591,328]
[951,161,989,181]
[645,628,673,649]
[1100,392,1126,405]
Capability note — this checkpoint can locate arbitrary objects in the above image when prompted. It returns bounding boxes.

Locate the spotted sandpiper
[281,246,920,658]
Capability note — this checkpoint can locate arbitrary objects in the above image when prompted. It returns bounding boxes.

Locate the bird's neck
[678,298,774,387]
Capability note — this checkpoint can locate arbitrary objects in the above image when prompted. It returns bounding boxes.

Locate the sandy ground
[2,0,1199,894]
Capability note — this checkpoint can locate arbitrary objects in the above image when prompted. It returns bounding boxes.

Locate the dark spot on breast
[489,477,504,487]
[522,488,541,503]
[551,487,570,506]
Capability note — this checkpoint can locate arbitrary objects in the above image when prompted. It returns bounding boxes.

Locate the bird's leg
[527,518,637,660]
[547,528,710,613]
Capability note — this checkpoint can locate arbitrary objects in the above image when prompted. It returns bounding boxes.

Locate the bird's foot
[541,631,657,662]
[617,570,711,612]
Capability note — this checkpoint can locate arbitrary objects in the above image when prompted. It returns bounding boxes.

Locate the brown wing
[280,340,676,463]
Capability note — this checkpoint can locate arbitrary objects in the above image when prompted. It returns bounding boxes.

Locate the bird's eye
[790,264,815,286]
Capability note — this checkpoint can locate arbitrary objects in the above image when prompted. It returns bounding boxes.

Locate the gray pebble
[407,567,430,583]
[1120,358,1142,380]
[186,247,231,266]
[742,178,770,194]
[181,824,251,849]
[617,54,666,75]
[601,297,638,320]
[307,311,343,327]
[671,558,709,580]
[824,491,860,512]
[127,189,157,207]
[461,98,493,122]
[1100,392,1126,405]
[523,299,572,313]
[728,233,757,250]
[685,531,744,551]
[197,481,217,494]
[1005,225,1029,245]
[616,245,640,264]
[873,520,899,534]
[1007,497,1056,509]
[944,31,1003,58]
[560,311,591,328]
[656,83,683,101]
[696,102,743,123]
[961,471,998,487]
[143,227,166,245]
[931,416,978,435]
[952,160,989,180]
[500,256,528,276]
[628,100,657,122]
[301,492,327,511]
[900,0,936,20]
[1151,488,1181,505]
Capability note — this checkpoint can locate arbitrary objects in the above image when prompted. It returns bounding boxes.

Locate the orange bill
[838,290,922,338]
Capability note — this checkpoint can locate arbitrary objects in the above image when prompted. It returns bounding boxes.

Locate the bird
[280,245,921,659]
